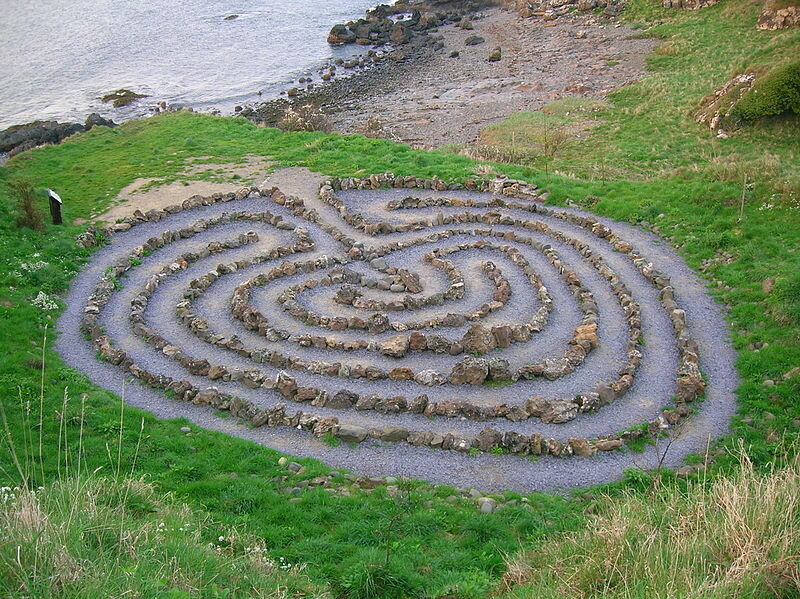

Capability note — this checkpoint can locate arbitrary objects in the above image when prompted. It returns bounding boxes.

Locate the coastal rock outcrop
[0,120,84,155]
[757,0,800,29]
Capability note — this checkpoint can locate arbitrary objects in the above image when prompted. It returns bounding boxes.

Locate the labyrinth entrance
[58,171,737,490]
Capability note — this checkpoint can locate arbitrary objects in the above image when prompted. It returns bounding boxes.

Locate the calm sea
[0,0,378,129]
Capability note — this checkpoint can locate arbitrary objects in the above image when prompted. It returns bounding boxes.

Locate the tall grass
[500,449,800,598]
[0,332,327,599]
[0,476,326,598]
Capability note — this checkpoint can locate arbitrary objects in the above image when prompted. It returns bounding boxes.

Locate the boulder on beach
[328,23,356,44]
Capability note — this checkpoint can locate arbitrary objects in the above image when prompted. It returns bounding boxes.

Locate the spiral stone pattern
[57,170,738,491]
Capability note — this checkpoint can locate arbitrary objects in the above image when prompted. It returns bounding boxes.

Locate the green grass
[479,0,800,186]
[1,113,482,220]
[0,475,327,598]
[0,0,799,595]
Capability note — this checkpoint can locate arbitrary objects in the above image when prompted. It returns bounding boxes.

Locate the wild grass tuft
[499,448,800,598]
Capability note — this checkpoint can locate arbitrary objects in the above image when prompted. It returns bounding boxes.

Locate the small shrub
[7,178,45,231]
[732,61,800,123]
[355,115,394,140]
[339,563,421,599]
[278,103,332,133]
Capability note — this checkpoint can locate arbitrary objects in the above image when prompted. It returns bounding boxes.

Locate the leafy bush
[6,178,45,231]
[732,61,800,123]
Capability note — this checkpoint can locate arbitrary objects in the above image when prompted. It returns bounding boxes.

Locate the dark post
[47,189,63,225]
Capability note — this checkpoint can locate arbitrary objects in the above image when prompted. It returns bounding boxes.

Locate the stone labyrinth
[58,170,737,491]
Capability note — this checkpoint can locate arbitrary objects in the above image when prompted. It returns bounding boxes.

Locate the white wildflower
[32,291,58,311]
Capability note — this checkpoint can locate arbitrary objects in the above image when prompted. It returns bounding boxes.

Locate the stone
[374,396,406,414]
[573,323,599,349]
[595,438,624,451]
[783,366,800,380]
[327,24,356,44]
[414,369,445,386]
[207,364,227,380]
[488,358,512,381]
[569,438,594,457]
[0,119,85,154]
[505,405,529,422]
[390,23,409,45]
[336,424,368,443]
[370,257,388,270]
[465,35,485,46]
[355,394,379,410]
[409,331,427,350]
[476,427,502,451]
[449,356,489,385]
[525,396,578,424]
[276,372,297,398]
[757,2,800,30]
[380,335,409,358]
[488,47,502,62]
[328,389,358,409]
[477,497,497,513]
[676,374,705,402]
[84,113,116,130]
[462,323,497,355]
[388,367,415,381]
[367,312,390,334]
[380,427,409,442]
[492,325,513,348]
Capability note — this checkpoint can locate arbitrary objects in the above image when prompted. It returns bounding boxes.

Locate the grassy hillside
[0,0,798,596]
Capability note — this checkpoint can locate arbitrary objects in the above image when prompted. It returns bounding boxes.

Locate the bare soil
[95,155,272,223]
[330,8,656,147]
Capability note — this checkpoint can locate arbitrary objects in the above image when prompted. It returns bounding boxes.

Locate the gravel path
[56,169,738,492]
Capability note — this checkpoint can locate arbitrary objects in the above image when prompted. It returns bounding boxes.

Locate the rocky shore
[1,0,655,159]
[245,0,656,148]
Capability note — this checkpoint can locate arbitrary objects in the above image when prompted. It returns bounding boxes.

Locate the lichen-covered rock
[757,2,800,30]
[526,395,578,423]
[488,357,512,381]
[450,356,489,385]
[462,324,496,355]
[380,335,410,358]
[328,389,359,409]
[414,369,445,386]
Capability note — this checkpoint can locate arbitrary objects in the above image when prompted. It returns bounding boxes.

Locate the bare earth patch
[94,155,273,223]
[331,8,656,147]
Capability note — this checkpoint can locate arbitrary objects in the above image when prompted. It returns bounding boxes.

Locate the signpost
[47,189,62,225]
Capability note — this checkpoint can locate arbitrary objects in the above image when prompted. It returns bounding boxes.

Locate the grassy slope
[1,475,329,598]
[0,118,578,599]
[0,0,798,596]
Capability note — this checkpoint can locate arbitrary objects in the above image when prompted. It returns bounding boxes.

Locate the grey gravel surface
[56,171,738,492]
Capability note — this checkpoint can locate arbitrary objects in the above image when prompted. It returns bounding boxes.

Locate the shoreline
[1,3,656,159]
[245,4,656,149]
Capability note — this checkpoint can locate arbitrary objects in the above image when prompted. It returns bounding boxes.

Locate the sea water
[0,0,378,129]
